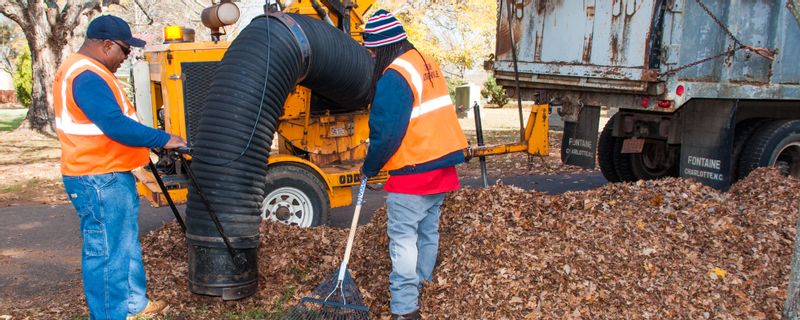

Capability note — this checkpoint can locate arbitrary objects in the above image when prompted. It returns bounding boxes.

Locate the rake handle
[337,179,368,282]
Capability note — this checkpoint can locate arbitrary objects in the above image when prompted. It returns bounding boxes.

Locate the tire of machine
[731,118,768,181]
[598,116,621,182]
[261,165,331,227]
[737,119,800,179]
[629,140,679,180]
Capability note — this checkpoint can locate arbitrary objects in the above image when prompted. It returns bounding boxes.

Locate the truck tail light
[658,101,671,108]
[676,85,685,96]
[640,97,650,108]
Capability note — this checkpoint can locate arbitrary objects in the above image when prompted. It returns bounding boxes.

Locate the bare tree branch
[132,0,153,25]
[55,0,102,43]
[44,0,59,9]
[0,1,26,27]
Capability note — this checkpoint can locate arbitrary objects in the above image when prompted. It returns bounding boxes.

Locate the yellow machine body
[134,0,550,221]
[135,0,383,210]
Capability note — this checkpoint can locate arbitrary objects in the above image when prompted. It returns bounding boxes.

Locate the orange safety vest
[53,54,149,176]
[381,50,468,171]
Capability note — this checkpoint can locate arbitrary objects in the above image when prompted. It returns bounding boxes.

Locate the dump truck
[493,0,800,190]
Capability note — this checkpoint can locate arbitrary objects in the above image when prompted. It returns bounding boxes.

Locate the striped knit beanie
[363,9,407,48]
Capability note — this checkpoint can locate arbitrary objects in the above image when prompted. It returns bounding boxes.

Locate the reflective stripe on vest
[410,95,452,119]
[54,54,150,176]
[55,58,138,136]
[389,58,423,102]
[381,51,468,171]
[390,58,454,119]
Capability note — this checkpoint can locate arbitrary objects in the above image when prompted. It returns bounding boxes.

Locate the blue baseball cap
[86,15,146,47]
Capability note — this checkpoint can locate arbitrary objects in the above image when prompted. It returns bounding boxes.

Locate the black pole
[506,0,526,142]
[473,101,489,187]
[177,153,247,270]
[147,160,186,233]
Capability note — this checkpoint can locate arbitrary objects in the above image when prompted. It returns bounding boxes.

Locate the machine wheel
[261,165,330,227]
[738,120,800,179]
[630,140,678,180]
[598,116,621,182]
[731,119,768,181]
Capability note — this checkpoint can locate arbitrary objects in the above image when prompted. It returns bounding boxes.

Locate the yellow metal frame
[144,41,230,141]
[267,154,388,208]
[468,104,550,158]
[133,167,188,207]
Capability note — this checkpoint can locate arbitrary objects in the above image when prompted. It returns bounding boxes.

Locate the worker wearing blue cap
[53,15,184,319]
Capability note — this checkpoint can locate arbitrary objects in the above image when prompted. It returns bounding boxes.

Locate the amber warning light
[164,26,184,43]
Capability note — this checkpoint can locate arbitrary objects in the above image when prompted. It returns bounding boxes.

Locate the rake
[283,179,370,319]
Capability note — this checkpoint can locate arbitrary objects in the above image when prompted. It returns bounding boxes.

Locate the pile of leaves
[424,168,798,319]
[8,168,799,319]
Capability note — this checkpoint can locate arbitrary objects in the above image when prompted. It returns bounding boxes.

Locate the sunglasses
[111,40,131,56]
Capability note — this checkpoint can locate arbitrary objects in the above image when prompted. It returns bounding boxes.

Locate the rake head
[283,269,369,320]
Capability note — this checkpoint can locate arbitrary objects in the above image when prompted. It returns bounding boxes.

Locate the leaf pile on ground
[424,167,798,319]
[7,168,798,319]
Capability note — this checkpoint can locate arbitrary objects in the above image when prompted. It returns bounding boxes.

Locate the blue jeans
[63,172,148,319]
[386,192,445,315]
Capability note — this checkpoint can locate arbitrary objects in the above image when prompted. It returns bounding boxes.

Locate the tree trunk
[26,40,64,135]
[1,1,103,135]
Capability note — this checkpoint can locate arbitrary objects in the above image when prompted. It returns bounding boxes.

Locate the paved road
[0,172,606,303]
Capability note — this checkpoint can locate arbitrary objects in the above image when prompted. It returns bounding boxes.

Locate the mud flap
[561,105,601,169]
[679,100,737,190]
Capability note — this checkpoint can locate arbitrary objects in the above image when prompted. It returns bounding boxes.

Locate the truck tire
[613,138,638,182]
[731,119,769,181]
[598,117,621,182]
[630,140,678,180]
[738,120,800,179]
[261,165,330,227]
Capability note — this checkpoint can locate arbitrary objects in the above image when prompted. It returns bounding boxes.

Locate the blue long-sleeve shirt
[72,71,169,148]
[361,70,413,177]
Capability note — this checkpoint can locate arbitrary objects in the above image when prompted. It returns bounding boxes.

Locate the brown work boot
[127,300,169,319]
[391,309,420,320]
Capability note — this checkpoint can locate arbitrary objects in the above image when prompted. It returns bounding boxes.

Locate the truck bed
[494,0,800,106]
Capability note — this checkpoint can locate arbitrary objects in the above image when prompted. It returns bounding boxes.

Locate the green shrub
[13,46,32,107]
[481,75,509,108]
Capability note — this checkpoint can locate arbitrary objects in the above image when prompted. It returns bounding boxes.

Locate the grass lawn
[0,108,27,132]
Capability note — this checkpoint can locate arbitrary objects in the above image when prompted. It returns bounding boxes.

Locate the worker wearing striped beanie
[363,9,408,48]
[361,8,468,320]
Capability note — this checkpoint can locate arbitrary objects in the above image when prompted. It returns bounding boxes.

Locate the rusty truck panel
[495,0,800,108]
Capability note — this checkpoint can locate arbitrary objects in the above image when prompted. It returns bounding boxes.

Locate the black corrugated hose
[183,13,374,299]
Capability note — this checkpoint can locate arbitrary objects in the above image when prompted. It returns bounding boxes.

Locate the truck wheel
[738,120,800,179]
[731,119,768,181]
[598,116,621,182]
[261,165,330,227]
[630,140,678,180]
[613,137,638,182]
